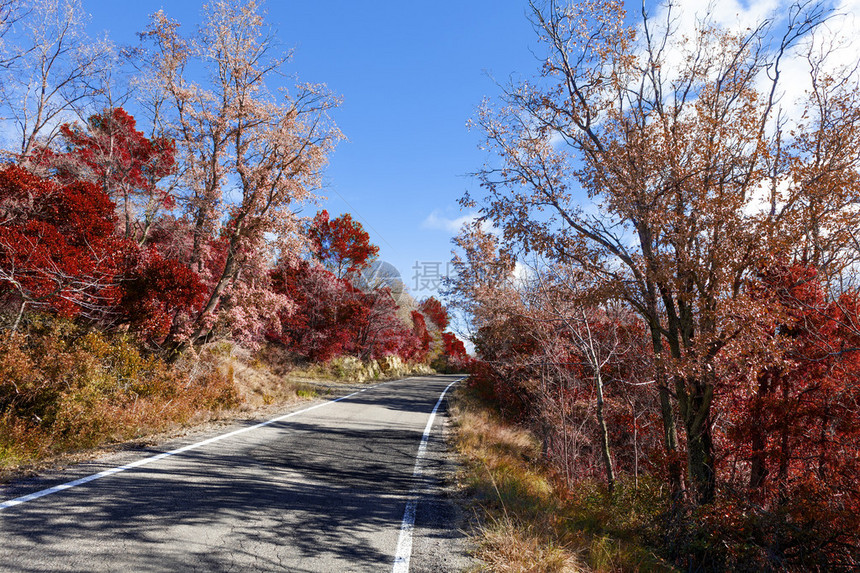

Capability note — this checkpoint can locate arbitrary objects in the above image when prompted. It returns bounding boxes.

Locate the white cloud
[642,0,860,114]
[421,210,481,234]
[512,260,532,288]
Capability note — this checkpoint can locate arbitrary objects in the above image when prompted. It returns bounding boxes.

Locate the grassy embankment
[450,384,677,573]
[0,318,431,482]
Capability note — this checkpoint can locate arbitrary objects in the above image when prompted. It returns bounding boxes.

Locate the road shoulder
[409,388,476,572]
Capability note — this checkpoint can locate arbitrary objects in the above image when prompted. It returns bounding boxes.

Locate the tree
[467,0,859,504]
[268,257,422,363]
[704,261,860,568]
[33,108,177,242]
[0,165,125,327]
[308,209,378,279]
[0,1,24,70]
[268,258,356,361]
[419,296,449,330]
[728,263,860,496]
[118,249,208,344]
[352,287,418,360]
[0,0,112,162]
[410,309,432,363]
[448,235,659,490]
[137,0,342,350]
[439,331,469,369]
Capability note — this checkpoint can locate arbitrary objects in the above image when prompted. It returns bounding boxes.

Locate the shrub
[0,316,237,469]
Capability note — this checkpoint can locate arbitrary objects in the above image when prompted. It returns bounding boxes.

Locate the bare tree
[0,0,112,162]
[0,0,25,69]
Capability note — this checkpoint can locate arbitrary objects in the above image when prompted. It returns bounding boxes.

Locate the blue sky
[85,0,860,319]
[85,0,543,304]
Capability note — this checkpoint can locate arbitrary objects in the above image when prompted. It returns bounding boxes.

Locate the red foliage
[0,165,126,319]
[119,249,208,342]
[466,318,539,420]
[308,210,378,278]
[715,262,860,568]
[34,108,176,218]
[419,296,449,330]
[352,288,419,360]
[411,310,432,361]
[726,263,860,499]
[442,331,468,359]
[268,258,423,363]
[142,215,197,266]
[436,331,471,373]
[268,259,357,361]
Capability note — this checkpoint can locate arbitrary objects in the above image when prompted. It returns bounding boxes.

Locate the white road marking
[0,380,401,511]
[392,377,463,573]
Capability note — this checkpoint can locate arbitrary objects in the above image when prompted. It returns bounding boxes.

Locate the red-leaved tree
[31,107,176,243]
[410,309,432,363]
[0,165,126,327]
[118,249,208,344]
[267,258,363,361]
[419,296,449,330]
[308,210,378,279]
[711,262,860,567]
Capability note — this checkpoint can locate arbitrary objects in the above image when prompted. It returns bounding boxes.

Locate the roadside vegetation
[451,383,675,573]
[0,322,236,477]
[447,1,860,571]
[0,319,443,481]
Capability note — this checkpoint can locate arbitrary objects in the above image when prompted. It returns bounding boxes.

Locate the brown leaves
[462,0,860,510]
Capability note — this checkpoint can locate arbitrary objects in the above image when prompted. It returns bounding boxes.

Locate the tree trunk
[169,236,239,356]
[748,371,772,496]
[685,379,716,505]
[644,305,683,495]
[594,366,615,493]
[12,299,26,331]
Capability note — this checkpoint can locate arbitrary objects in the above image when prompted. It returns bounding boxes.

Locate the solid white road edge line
[392,376,463,573]
[0,378,408,511]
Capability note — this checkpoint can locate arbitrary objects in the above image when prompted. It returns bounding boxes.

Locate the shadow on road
[0,376,463,572]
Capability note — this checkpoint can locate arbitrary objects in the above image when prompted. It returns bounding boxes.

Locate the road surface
[0,374,471,572]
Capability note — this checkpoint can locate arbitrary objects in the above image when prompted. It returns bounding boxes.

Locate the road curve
[0,374,469,572]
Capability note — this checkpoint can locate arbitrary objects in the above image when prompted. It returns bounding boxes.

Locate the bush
[0,316,237,469]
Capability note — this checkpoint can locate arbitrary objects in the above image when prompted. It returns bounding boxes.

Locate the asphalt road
[0,374,471,572]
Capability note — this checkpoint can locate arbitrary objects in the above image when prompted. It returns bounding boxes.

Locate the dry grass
[0,331,437,483]
[475,515,577,573]
[0,327,240,480]
[451,386,582,572]
[0,334,316,481]
[224,342,310,408]
[450,385,676,573]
